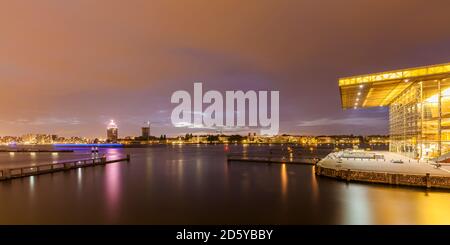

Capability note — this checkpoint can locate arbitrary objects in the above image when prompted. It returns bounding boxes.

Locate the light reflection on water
[77,168,82,191]
[195,159,203,187]
[104,163,121,222]
[416,193,450,224]
[29,176,35,193]
[105,148,121,160]
[281,164,288,200]
[342,185,372,225]
[177,159,184,189]
[310,166,319,204]
[0,145,448,224]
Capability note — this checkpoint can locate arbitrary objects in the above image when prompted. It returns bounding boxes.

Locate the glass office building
[339,63,450,160]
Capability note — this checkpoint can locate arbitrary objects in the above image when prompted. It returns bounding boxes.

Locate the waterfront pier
[0,154,131,181]
[227,152,319,165]
[0,149,74,153]
[316,151,450,189]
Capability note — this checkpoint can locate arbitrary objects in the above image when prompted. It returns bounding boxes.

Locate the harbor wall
[315,165,450,189]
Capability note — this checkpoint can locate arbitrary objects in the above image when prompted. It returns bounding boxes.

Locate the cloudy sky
[0,0,449,137]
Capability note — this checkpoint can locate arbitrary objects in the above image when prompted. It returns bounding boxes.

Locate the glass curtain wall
[389,83,420,159]
[441,78,450,157]
[389,78,450,159]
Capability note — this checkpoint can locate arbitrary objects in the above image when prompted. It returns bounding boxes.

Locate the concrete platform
[319,151,450,176]
[316,150,450,189]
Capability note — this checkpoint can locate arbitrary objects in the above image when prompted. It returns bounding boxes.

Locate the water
[0,145,449,224]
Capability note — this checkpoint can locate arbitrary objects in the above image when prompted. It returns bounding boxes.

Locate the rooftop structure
[339,63,450,109]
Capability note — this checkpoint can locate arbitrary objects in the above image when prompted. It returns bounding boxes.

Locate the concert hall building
[339,62,450,160]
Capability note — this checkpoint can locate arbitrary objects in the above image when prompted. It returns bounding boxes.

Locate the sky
[0,0,449,138]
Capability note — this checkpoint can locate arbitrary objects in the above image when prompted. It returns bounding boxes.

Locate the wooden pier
[0,154,130,181]
[227,153,319,165]
[0,149,74,153]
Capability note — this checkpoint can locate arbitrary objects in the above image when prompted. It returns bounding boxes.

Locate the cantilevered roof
[339,62,450,109]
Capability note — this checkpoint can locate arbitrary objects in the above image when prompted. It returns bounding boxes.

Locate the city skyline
[0,130,390,145]
[0,0,449,138]
[0,123,391,140]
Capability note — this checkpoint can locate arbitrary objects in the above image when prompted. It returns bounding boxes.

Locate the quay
[0,154,131,181]
[0,149,74,153]
[316,150,450,189]
[227,153,319,165]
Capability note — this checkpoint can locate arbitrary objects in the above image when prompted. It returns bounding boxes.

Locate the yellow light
[281,164,288,196]
[425,88,450,103]
[339,62,450,87]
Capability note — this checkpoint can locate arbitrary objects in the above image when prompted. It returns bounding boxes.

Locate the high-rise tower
[141,121,150,140]
[107,120,118,143]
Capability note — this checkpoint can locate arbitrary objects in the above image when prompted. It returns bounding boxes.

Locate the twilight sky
[0,0,449,138]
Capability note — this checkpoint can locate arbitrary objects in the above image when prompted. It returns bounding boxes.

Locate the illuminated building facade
[339,62,450,159]
[107,120,118,143]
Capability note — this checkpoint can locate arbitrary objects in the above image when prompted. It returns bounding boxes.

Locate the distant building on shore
[364,135,390,145]
[107,120,118,143]
[141,122,150,140]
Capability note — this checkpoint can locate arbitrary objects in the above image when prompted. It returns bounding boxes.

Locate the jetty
[316,150,450,189]
[0,149,74,153]
[0,154,130,181]
[227,153,319,165]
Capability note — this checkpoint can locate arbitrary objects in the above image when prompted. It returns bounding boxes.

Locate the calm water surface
[0,145,449,224]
